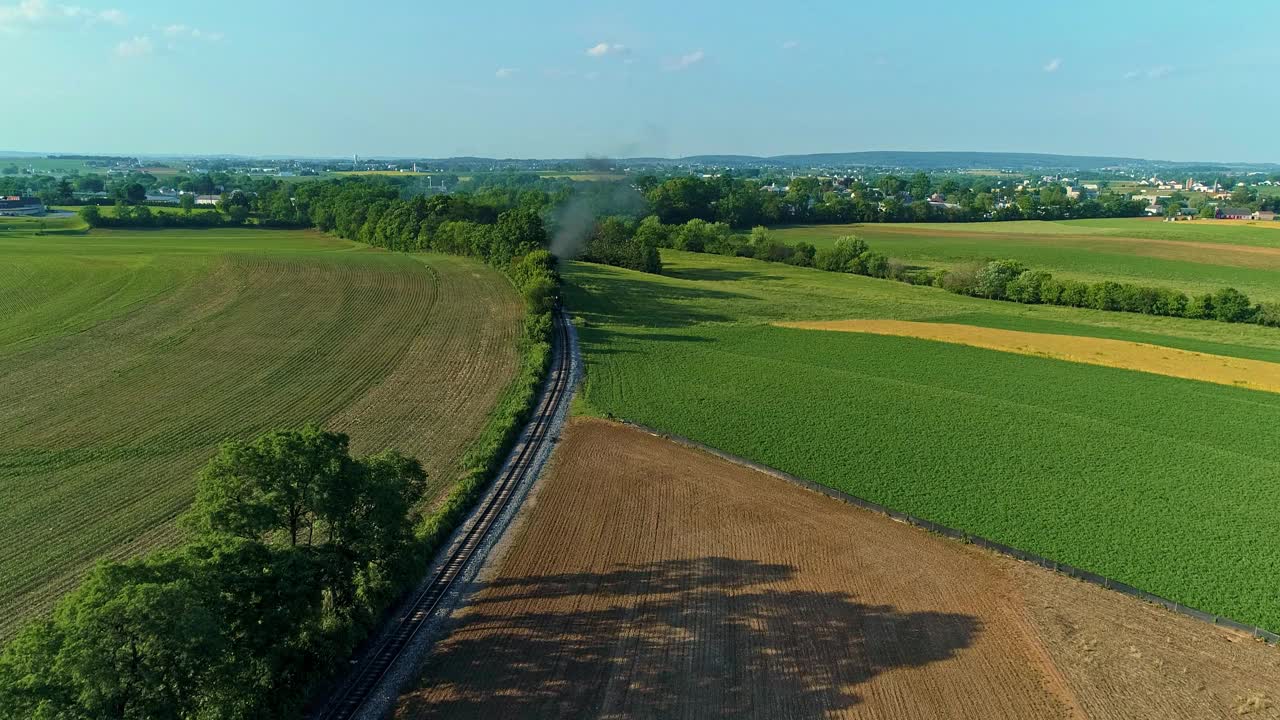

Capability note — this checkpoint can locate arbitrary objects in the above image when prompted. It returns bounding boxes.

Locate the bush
[974,259,1027,299]
[1006,270,1053,304]
[814,236,868,272]
[785,242,816,267]
[1058,280,1090,307]
[1212,287,1254,323]
[1185,293,1214,319]
[938,263,982,295]
[1255,302,1280,328]
[1152,288,1189,317]
[1038,277,1065,305]
[1086,281,1124,311]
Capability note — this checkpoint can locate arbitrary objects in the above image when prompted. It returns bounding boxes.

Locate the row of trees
[934,260,1273,325]
[587,212,1278,329]
[637,174,1149,229]
[0,426,428,718]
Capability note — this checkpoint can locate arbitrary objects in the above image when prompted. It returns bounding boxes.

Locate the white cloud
[160,23,222,45]
[0,0,125,32]
[1043,57,1062,73]
[495,67,518,79]
[154,22,222,52]
[781,40,798,50]
[665,49,705,71]
[114,34,151,57]
[1123,65,1175,80]
[586,41,626,57]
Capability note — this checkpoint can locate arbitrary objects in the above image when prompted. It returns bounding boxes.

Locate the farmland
[773,218,1280,302]
[399,418,1280,719]
[0,223,523,639]
[563,249,1280,632]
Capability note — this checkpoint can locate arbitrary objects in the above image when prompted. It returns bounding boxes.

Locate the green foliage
[973,259,1027,299]
[580,216,662,274]
[0,426,428,718]
[1212,287,1255,323]
[1186,293,1214,319]
[1006,270,1053,303]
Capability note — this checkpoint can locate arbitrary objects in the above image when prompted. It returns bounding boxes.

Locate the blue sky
[2,0,1277,162]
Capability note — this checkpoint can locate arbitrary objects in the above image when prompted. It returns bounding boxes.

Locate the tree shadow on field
[400,557,981,719]
[661,266,784,283]
[564,262,746,330]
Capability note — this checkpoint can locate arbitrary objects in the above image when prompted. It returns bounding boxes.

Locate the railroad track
[315,312,572,720]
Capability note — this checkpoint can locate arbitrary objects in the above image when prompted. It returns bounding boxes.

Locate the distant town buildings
[0,196,45,216]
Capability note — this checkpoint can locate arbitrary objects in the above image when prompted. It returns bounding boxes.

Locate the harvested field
[0,230,523,639]
[397,418,1078,719]
[398,419,1280,719]
[776,319,1280,394]
[1013,564,1280,720]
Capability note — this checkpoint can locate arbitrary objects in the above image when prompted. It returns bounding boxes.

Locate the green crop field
[0,222,523,639]
[773,218,1280,303]
[564,249,1280,631]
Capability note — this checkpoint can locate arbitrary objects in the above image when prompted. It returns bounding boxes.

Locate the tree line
[590,213,1278,329]
[636,173,1151,228]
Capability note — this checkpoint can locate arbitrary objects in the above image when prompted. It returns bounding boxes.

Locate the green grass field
[0,223,523,639]
[773,218,1280,303]
[564,250,1280,631]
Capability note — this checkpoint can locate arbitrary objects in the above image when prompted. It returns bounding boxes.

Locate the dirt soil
[777,319,1280,394]
[397,418,1280,719]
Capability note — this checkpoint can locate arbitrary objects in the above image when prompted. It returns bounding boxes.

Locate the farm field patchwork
[0,226,523,639]
[773,218,1280,302]
[775,319,1280,393]
[563,250,1280,632]
[400,418,1280,719]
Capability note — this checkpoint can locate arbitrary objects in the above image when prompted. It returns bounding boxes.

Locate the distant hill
[666,151,1279,172]
[751,151,1142,170]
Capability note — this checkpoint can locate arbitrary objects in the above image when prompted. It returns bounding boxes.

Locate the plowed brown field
[398,418,1280,720]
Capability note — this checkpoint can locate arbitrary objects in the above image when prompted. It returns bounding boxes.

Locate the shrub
[974,259,1027,299]
[938,263,982,295]
[785,242,816,267]
[1255,302,1280,328]
[1086,281,1124,311]
[814,236,869,272]
[1006,270,1053,304]
[1038,277,1065,305]
[859,251,891,278]
[1117,284,1161,314]
[1185,293,1214,319]
[1212,287,1254,323]
[1058,280,1090,307]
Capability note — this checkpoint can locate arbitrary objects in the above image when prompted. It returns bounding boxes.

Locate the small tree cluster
[0,425,427,719]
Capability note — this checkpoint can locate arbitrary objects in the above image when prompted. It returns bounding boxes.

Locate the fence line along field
[399,418,1280,719]
[772,218,1280,303]
[0,223,523,640]
[563,250,1280,634]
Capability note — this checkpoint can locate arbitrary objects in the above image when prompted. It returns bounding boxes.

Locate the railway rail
[314,311,573,720]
